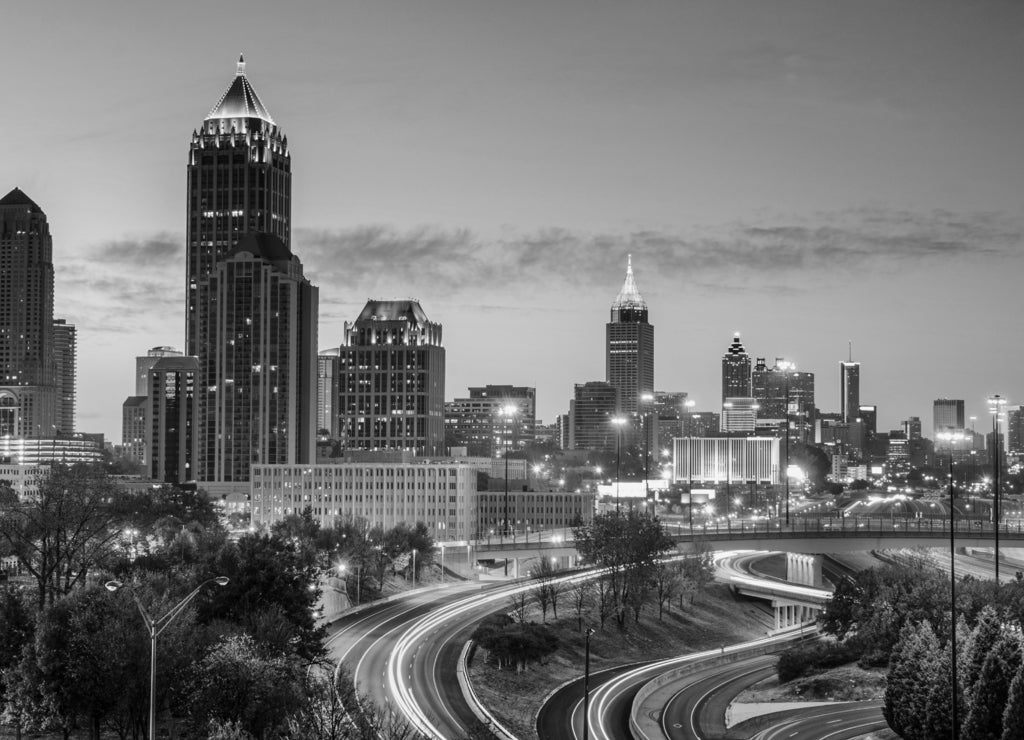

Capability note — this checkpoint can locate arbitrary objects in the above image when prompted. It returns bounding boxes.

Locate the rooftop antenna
[848,340,853,363]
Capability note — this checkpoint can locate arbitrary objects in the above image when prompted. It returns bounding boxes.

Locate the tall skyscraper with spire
[721,334,751,402]
[186,59,314,488]
[0,188,58,437]
[606,255,654,417]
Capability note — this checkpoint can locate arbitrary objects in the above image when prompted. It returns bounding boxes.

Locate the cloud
[93,233,181,267]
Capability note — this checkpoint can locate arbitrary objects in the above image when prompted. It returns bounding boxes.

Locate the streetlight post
[501,404,518,538]
[777,361,794,526]
[641,393,655,504]
[106,577,229,740]
[938,430,965,739]
[583,626,595,740]
[989,394,1007,584]
[612,416,627,515]
[685,400,696,531]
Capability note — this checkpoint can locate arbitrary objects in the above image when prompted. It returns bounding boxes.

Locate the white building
[673,437,781,485]
[250,457,479,540]
[0,463,49,501]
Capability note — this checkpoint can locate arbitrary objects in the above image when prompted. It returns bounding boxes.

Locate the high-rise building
[856,405,877,436]
[753,359,815,442]
[1007,407,1024,456]
[337,300,445,456]
[721,397,759,433]
[121,396,148,463]
[933,399,965,438]
[722,334,752,403]
[904,416,922,441]
[840,360,860,423]
[445,385,537,457]
[52,319,76,433]
[148,356,200,484]
[136,346,183,396]
[0,187,59,438]
[317,349,340,438]
[570,381,619,451]
[195,233,317,484]
[186,56,290,359]
[606,255,653,417]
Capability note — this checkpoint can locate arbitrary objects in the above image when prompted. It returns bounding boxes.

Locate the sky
[3,0,1023,441]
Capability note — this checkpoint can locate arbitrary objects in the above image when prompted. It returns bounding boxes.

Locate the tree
[653,560,681,620]
[961,630,1022,740]
[569,579,592,632]
[1001,659,1024,740]
[472,616,559,673]
[680,541,714,605]
[883,621,940,740]
[961,606,1003,707]
[184,633,305,739]
[0,464,126,608]
[531,558,562,622]
[573,512,674,630]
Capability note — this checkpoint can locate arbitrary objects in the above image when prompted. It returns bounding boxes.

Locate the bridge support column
[786,553,823,587]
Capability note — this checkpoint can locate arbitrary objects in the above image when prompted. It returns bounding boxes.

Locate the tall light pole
[106,577,229,740]
[989,394,1007,584]
[777,361,795,526]
[684,400,696,529]
[612,416,627,515]
[938,430,965,739]
[641,393,655,504]
[583,626,596,740]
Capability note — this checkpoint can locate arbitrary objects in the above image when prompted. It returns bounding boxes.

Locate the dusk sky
[4,0,1023,441]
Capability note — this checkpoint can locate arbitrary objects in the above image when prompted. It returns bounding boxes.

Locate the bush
[472,616,559,671]
[778,641,861,682]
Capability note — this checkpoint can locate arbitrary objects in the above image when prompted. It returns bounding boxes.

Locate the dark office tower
[1007,407,1024,456]
[136,346,183,396]
[904,416,922,441]
[722,334,752,403]
[751,357,768,404]
[856,405,877,436]
[122,396,148,463]
[570,381,619,451]
[840,360,860,423]
[148,356,200,484]
[606,255,653,417]
[0,188,57,437]
[52,319,76,433]
[933,399,965,437]
[755,360,816,441]
[196,234,318,483]
[186,56,290,357]
[337,300,445,456]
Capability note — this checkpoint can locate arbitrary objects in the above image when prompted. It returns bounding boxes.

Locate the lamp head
[213,577,230,587]
[104,580,123,592]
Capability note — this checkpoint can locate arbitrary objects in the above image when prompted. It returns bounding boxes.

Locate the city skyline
[4,0,1023,441]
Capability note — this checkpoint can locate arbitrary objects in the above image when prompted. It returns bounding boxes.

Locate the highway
[748,702,888,740]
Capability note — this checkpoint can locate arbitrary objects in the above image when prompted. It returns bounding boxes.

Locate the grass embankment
[469,583,773,738]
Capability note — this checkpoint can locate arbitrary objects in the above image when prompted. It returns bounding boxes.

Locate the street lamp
[411,548,418,588]
[989,394,1007,584]
[641,392,655,504]
[583,626,596,740]
[612,416,627,514]
[106,576,229,740]
[338,562,362,605]
[938,429,965,738]
[776,361,795,526]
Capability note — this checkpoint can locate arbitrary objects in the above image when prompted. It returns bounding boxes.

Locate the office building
[570,381,619,451]
[1007,406,1023,457]
[186,56,290,359]
[445,385,537,457]
[250,456,478,540]
[52,319,75,433]
[337,300,445,456]
[0,188,58,438]
[148,356,200,484]
[196,233,318,484]
[317,349,340,438]
[933,399,965,439]
[681,408,720,438]
[722,334,752,402]
[904,416,922,441]
[674,437,781,485]
[136,346,182,396]
[0,435,104,466]
[122,396,148,463]
[606,255,653,417]
[477,490,594,538]
[753,360,816,441]
[0,463,48,501]
[840,360,860,424]
[721,397,759,434]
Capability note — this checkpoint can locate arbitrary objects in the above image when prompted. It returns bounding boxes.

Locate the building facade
[148,356,201,484]
[476,490,595,539]
[337,300,445,456]
[0,188,58,438]
[606,255,653,417]
[840,360,860,424]
[444,385,537,457]
[673,437,781,485]
[250,458,478,540]
[121,396,148,463]
[933,399,965,439]
[195,233,317,484]
[722,334,752,403]
[570,381,619,451]
[317,349,340,438]
[51,319,76,433]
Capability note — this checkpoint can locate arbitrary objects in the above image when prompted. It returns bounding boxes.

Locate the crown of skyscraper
[611,254,647,312]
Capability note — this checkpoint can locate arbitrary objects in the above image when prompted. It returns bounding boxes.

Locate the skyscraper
[196,233,318,483]
[317,349,340,438]
[840,360,860,423]
[186,56,291,360]
[570,381,619,451]
[148,356,200,485]
[722,334,751,402]
[0,188,57,437]
[337,300,445,456]
[136,346,183,396]
[52,319,76,433]
[933,399,965,438]
[606,255,653,417]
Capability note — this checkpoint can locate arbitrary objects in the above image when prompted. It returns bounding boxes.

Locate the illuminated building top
[611,254,648,317]
[206,55,276,124]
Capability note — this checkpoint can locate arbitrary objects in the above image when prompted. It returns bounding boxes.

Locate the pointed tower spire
[237,54,246,76]
[206,55,275,123]
[612,253,647,313]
